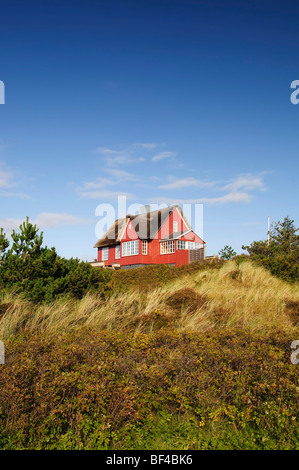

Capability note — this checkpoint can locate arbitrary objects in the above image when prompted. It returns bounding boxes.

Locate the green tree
[218,245,237,260]
[270,216,299,257]
[0,228,9,261]
[9,216,43,259]
[242,216,299,282]
[0,218,112,302]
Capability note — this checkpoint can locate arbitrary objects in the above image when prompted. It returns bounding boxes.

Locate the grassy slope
[0,260,298,449]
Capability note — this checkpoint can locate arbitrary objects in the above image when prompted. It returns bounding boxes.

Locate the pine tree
[270,216,299,257]
[10,216,43,260]
[0,228,9,261]
[218,245,237,260]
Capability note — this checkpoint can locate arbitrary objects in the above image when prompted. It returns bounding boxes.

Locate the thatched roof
[94,204,190,248]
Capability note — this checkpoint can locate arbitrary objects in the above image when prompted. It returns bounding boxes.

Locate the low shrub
[0,328,298,449]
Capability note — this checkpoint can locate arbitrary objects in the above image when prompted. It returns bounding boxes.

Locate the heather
[0,219,298,449]
[0,260,298,450]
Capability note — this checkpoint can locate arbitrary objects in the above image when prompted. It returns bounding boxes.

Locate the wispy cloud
[95,146,145,167]
[94,142,179,168]
[150,192,252,205]
[0,162,31,199]
[152,151,177,162]
[0,212,91,233]
[79,177,116,191]
[221,173,267,192]
[76,175,135,200]
[152,173,267,205]
[0,191,32,199]
[103,168,139,181]
[80,188,134,200]
[133,142,157,149]
[34,213,90,228]
[159,176,216,190]
[0,163,14,188]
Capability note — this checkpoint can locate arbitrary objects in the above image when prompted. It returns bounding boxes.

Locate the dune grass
[0,260,298,340]
[0,260,298,450]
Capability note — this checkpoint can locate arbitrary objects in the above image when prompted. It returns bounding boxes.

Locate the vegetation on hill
[242,216,299,283]
[0,218,112,303]
[0,217,298,450]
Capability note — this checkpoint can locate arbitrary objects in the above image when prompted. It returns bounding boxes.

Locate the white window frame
[186,242,203,250]
[173,221,178,232]
[177,240,186,250]
[122,240,139,257]
[102,247,109,261]
[160,240,175,254]
[115,245,121,259]
[177,240,202,250]
[142,240,148,255]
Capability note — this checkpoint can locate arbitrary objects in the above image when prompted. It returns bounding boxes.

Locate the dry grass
[0,260,298,340]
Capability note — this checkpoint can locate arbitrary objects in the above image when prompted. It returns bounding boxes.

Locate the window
[177,241,202,250]
[177,240,186,250]
[115,245,120,259]
[102,247,109,260]
[187,242,202,250]
[160,240,175,254]
[173,221,178,232]
[122,240,139,257]
[142,240,148,255]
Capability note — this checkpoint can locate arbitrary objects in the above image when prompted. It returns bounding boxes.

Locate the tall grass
[0,260,298,340]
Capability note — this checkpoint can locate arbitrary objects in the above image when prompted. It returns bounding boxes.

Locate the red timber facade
[93,205,205,269]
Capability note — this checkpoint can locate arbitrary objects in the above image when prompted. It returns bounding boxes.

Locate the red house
[93,205,205,269]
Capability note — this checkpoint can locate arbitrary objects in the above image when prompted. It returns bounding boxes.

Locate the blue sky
[0,0,298,260]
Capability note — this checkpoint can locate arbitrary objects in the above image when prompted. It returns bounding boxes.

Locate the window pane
[142,240,148,255]
[160,240,175,254]
[122,240,139,256]
[102,247,109,260]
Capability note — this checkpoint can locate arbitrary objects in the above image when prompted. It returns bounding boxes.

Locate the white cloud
[0,217,23,232]
[0,162,31,199]
[77,174,135,200]
[80,177,116,191]
[0,163,14,188]
[222,174,267,192]
[0,212,91,232]
[95,146,145,167]
[0,191,32,199]
[78,189,134,200]
[33,213,90,228]
[133,142,157,149]
[152,151,177,162]
[159,176,216,190]
[151,173,266,205]
[150,191,252,205]
[103,168,139,181]
[95,147,119,156]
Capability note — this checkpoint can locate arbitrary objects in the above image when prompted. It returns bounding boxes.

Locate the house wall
[97,238,192,267]
[96,207,205,267]
[180,231,204,243]
[156,207,189,239]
